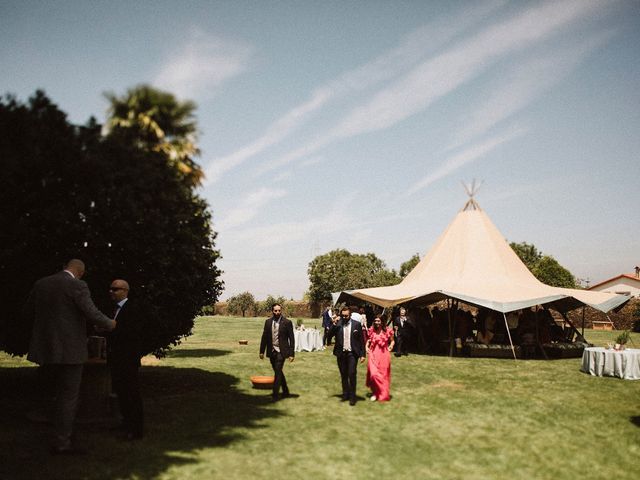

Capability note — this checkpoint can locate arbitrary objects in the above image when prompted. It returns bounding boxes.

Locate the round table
[580,347,640,380]
[294,329,324,352]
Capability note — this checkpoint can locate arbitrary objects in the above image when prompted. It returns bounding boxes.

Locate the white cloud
[229,211,345,248]
[332,0,605,138]
[273,170,293,182]
[227,192,359,247]
[445,30,614,151]
[205,1,506,183]
[203,88,332,184]
[216,187,286,231]
[407,126,527,195]
[259,0,608,174]
[154,28,253,100]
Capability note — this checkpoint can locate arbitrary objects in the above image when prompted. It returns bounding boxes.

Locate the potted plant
[614,330,631,351]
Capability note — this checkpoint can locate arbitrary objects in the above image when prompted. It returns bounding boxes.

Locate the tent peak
[461,179,482,211]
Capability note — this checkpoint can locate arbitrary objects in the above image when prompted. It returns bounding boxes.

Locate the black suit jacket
[260,316,295,358]
[394,316,410,335]
[107,298,145,365]
[330,318,365,358]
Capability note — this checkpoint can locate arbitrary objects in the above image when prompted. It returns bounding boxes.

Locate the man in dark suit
[25,259,116,454]
[330,306,365,406]
[394,307,410,357]
[321,307,334,346]
[259,303,295,401]
[106,278,145,440]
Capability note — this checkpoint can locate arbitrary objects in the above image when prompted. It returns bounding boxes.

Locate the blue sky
[2,0,638,300]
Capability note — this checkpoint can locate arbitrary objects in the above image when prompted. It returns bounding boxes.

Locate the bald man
[107,278,146,440]
[25,259,116,454]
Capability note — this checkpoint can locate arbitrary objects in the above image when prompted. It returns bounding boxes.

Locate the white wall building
[588,268,640,298]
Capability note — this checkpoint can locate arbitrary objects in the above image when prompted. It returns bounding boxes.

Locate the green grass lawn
[1,317,639,480]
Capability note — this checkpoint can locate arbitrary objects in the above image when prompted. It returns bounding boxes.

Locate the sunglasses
[109,287,126,292]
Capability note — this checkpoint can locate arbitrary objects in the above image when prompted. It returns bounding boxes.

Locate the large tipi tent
[335,197,628,315]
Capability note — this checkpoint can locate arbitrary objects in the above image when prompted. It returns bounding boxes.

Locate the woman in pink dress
[366,315,395,402]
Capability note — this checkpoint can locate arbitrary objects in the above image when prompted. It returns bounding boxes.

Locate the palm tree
[104,85,204,185]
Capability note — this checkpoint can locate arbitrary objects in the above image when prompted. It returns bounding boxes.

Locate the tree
[509,242,542,271]
[510,241,576,288]
[259,295,288,317]
[307,249,400,303]
[227,292,256,317]
[399,253,420,278]
[104,84,203,186]
[0,91,223,356]
[532,256,577,288]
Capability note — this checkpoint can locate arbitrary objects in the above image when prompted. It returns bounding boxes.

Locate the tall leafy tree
[532,256,577,288]
[399,253,420,278]
[510,241,576,288]
[307,249,400,303]
[104,84,204,186]
[0,91,222,356]
[509,242,542,271]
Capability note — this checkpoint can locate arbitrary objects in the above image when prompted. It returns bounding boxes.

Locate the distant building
[588,266,640,298]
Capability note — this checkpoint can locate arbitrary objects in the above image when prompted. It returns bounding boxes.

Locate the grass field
[1,317,639,480]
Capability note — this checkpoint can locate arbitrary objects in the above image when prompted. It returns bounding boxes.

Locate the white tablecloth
[294,329,324,352]
[581,347,640,380]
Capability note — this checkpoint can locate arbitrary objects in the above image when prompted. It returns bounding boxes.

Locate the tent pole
[447,299,453,357]
[502,312,517,361]
[560,312,585,343]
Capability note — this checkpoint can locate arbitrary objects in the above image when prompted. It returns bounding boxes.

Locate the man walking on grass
[330,306,365,406]
[259,303,295,401]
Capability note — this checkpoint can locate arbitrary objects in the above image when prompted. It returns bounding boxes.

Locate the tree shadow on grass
[0,365,283,480]
[166,348,230,358]
[631,416,640,428]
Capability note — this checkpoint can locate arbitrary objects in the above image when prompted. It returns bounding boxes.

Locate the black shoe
[282,391,290,398]
[394,353,401,357]
[271,394,280,402]
[50,445,87,455]
[349,399,356,406]
[341,395,349,402]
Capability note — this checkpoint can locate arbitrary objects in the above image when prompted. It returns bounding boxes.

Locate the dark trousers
[42,364,84,448]
[269,351,289,397]
[110,358,144,436]
[336,351,358,401]
[323,327,334,346]
[396,332,408,355]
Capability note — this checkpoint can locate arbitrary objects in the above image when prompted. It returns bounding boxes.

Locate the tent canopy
[335,198,628,314]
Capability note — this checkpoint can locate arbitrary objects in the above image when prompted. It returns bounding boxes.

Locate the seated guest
[536,308,552,344]
[454,309,474,349]
[477,309,497,345]
[517,308,537,344]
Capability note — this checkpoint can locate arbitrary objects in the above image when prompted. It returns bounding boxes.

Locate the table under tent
[334,196,629,360]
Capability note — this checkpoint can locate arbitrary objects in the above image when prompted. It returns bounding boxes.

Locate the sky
[2,0,639,300]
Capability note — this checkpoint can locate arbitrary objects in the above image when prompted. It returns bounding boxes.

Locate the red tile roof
[588,274,640,290]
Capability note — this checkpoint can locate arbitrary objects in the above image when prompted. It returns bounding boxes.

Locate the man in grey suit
[25,259,116,454]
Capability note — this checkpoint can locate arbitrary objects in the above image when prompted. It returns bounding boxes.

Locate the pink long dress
[366,326,393,401]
